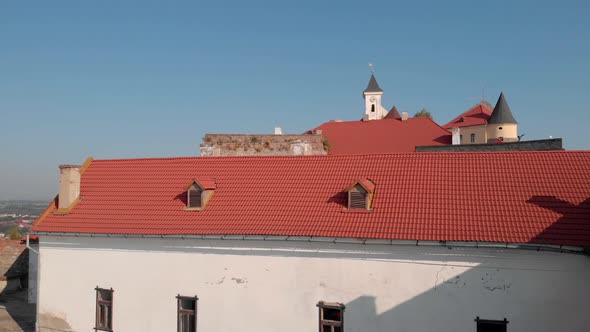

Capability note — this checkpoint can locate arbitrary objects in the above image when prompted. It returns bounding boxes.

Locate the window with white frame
[177,295,198,332]
[317,301,345,332]
[95,287,113,331]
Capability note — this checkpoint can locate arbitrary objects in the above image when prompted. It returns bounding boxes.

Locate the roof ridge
[88,150,589,164]
[417,116,452,133]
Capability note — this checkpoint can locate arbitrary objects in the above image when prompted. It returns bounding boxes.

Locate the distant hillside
[0,200,49,216]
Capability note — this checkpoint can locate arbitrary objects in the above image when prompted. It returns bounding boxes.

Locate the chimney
[401,112,409,121]
[451,127,461,145]
[58,165,82,210]
[274,127,282,135]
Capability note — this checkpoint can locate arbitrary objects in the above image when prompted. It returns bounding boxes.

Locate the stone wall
[200,134,327,157]
[416,138,563,152]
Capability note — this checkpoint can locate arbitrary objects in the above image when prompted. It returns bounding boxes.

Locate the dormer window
[184,178,216,211]
[345,179,375,210]
[188,184,203,208]
[349,185,367,209]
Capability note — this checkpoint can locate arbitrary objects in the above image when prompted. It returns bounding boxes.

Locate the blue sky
[1,0,589,200]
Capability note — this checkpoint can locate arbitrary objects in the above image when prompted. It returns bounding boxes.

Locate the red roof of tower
[443,103,492,129]
[32,152,590,246]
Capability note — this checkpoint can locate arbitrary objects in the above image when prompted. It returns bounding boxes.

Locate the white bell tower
[363,74,386,120]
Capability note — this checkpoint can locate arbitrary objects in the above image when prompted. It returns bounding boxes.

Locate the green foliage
[8,226,21,240]
[414,108,433,119]
[322,138,331,152]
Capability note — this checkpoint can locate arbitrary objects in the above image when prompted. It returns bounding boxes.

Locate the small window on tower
[371,104,375,112]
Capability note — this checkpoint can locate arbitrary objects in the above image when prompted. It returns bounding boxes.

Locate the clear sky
[1,0,589,200]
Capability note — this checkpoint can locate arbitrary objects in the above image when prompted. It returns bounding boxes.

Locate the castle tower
[363,75,387,120]
[486,92,518,143]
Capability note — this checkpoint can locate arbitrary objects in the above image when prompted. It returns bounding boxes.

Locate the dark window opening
[470,133,476,143]
[460,134,463,144]
[498,127,503,130]
[318,302,344,332]
[188,185,203,208]
[476,317,508,332]
[95,287,113,331]
[178,295,198,332]
[371,104,375,112]
[348,185,368,209]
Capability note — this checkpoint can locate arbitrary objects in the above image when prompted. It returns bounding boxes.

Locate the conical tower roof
[363,74,383,93]
[384,106,401,119]
[488,93,517,124]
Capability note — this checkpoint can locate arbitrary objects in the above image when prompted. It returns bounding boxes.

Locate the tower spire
[363,74,383,94]
[363,73,385,120]
[489,92,517,124]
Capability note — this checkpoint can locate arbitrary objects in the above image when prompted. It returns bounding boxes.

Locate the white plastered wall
[37,236,590,332]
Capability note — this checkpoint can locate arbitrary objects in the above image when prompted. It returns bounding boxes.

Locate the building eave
[31,231,587,255]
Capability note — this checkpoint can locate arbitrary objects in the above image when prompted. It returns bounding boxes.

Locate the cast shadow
[0,248,36,331]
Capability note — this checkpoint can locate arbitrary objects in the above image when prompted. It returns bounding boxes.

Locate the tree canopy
[8,225,21,240]
[414,108,432,119]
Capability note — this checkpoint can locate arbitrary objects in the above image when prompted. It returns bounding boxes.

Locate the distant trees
[8,225,21,240]
[414,108,433,119]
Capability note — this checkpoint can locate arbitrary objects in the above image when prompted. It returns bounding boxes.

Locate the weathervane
[467,82,491,104]
[368,63,375,75]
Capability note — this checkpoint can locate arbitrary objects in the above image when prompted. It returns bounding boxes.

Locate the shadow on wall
[340,196,590,332]
[342,252,589,332]
[0,245,36,332]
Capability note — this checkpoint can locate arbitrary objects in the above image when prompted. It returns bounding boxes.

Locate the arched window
[371,104,375,113]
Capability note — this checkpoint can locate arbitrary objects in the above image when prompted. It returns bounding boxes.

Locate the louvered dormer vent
[188,184,203,208]
[184,178,216,211]
[348,186,368,209]
[345,179,375,211]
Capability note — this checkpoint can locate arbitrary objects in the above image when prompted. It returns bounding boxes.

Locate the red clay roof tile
[443,103,492,129]
[310,118,451,154]
[32,152,590,246]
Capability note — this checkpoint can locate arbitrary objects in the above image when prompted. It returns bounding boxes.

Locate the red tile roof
[186,177,216,190]
[351,178,375,193]
[32,152,590,246]
[443,103,492,129]
[309,118,452,154]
